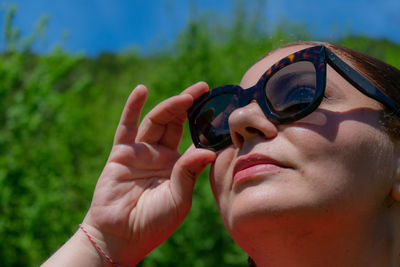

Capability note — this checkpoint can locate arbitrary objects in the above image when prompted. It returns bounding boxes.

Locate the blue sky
[0,0,399,56]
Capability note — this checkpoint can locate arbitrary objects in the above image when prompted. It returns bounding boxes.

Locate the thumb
[170,146,216,209]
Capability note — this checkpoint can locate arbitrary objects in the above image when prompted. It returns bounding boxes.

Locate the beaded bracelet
[79,224,121,267]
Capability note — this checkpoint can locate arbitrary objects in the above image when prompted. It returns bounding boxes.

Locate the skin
[210,44,400,266]
[43,82,217,266]
[43,45,400,267]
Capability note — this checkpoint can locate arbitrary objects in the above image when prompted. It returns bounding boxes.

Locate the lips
[233,153,289,185]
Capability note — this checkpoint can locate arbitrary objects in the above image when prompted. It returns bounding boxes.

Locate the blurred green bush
[0,3,399,266]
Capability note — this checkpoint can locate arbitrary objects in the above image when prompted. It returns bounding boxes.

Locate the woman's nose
[228,102,278,149]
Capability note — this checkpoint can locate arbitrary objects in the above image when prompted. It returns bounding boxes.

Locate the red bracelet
[79,224,121,267]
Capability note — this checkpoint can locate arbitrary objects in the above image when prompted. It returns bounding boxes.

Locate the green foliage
[0,7,98,266]
[1,4,400,267]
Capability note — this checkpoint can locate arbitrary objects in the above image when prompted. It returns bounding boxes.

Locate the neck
[233,205,400,267]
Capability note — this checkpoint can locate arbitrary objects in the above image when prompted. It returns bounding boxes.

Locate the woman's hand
[81,82,216,266]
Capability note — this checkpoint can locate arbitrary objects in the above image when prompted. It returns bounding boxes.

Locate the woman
[43,42,400,266]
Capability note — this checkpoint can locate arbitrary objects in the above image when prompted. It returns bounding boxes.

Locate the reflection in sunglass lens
[265,61,318,117]
[194,93,239,147]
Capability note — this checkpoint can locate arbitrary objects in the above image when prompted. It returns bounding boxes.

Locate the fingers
[159,121,185,150]
[136,82,210,149]
[114,85,148,145]
[115,82,209,148]
[135,94,193,148]
[170,146,216,208]
[180,81,209,99]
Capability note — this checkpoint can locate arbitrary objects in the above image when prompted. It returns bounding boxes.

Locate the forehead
[240,44,313,88]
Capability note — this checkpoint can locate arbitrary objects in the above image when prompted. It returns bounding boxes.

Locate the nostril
[232,127,264,148]
[233,132,244,145]
[245,127,264,136]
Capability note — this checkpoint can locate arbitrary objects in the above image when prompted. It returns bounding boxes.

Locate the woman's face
[209,45,399,239]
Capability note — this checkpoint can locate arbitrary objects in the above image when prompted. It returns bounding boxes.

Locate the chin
[222,182,331,235]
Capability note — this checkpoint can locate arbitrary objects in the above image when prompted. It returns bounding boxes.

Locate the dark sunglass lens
[194,93,239,147]
[265,61,318,117]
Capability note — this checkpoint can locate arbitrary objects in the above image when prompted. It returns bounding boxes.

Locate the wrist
[42,227,110,267]
[79,224,121,267]
[79,221,144,266]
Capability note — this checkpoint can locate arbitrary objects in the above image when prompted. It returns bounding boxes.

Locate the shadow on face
[293,107,384,142]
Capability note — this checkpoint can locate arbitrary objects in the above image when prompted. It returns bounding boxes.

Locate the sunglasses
[188,45,399,151]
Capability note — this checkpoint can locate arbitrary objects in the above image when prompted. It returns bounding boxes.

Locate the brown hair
[267,41,400,138]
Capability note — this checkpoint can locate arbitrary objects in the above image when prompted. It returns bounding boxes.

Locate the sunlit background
[0,0,399,266]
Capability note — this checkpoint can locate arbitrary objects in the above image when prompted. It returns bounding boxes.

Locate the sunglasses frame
[188,45,399,151]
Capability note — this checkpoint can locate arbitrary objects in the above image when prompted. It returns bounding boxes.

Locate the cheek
[209,148,236,210]
[287,120,395,204]
[291,109,386,168]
